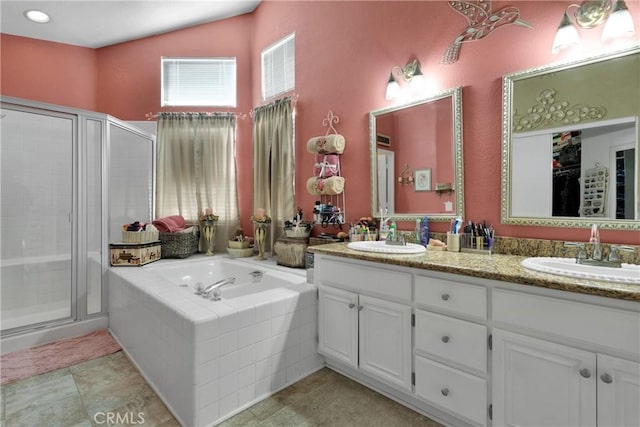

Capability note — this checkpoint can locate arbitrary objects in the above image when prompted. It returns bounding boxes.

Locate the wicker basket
[159,227,199,259]
[122,230,159,244]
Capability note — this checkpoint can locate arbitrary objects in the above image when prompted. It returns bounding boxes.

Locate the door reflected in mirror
[511,117,636,220]
[502,46,639,230]
[369,87,464,222]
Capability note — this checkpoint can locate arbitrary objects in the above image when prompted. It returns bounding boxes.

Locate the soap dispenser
[420,216,430,246]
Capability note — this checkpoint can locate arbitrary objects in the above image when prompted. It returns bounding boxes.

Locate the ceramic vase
[200,220,217,255]
[253,221,270,260]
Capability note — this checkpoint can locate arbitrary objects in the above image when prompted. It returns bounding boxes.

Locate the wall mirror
[369,86,464,222]
[501,46,639,230]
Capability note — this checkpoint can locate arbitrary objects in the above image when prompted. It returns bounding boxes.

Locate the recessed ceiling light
[24,10,50,24]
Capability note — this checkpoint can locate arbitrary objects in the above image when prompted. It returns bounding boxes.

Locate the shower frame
[0,96,155,348]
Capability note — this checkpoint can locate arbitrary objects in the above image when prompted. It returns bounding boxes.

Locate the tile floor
[1,351,442,427]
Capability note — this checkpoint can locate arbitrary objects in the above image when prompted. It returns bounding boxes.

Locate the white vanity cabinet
[492,329,597,426]
[317,258,413,391]
[313,253,640,427]
[414,275,489,426]
[492,289,640,427]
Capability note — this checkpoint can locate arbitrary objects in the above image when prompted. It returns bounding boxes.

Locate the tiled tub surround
[108,256,323,427]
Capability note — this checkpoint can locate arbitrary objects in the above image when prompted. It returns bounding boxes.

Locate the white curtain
[252,97,294,252]
[156,112,239,249]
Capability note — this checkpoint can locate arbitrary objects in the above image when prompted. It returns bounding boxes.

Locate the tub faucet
[202,277,236,300]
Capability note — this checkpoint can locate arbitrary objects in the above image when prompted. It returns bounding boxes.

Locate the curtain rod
[250,93,299,117]
[145,111,248,121]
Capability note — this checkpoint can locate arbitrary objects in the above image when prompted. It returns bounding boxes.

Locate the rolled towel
[152,215,186,232]
[167,215,186,229]
[152,217,179,232]
[314,154,340,178]
[306,176,345,195]
[306,134,345,154]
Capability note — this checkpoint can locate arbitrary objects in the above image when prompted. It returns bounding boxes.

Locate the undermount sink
[522,257,640,284]
[347,241,426,254]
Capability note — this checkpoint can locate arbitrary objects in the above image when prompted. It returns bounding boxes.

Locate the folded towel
[314,154,340,178]
[306,134,345,154]
[152,215,186,233]
[306,176,345,195]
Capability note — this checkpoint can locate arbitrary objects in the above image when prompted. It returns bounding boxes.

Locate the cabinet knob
[579,368,592,379]
[441,294,450,301]
[600,373,613,384]
[441,335,450,343]
[348,303,355,309]
[440,388,450,397]
[358,305,364,311]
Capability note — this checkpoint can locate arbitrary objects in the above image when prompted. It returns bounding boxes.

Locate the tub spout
[202,277,236,300]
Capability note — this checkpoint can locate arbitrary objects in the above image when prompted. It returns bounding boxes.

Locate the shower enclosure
[0,97,154,349]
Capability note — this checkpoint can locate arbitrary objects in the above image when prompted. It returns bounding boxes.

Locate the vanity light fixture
[552,0,635,54]
[24,9,50,23]
[385,59,425,100]
[398,163,415,186]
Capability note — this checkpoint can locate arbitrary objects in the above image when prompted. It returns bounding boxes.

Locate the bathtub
[152,258,298,300]
[108,255,324,427]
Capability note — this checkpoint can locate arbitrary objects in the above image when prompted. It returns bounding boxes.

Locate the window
[161,57,236,107]
[261,33,295,100]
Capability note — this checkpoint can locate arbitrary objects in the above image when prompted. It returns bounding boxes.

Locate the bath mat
[0,329,121,385]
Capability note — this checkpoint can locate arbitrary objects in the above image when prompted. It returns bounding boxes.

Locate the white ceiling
[0,1,261,48]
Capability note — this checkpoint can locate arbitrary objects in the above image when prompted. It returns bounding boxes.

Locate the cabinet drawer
[317,257,411,302]
[493,288,640,357]
[415,355,487,426]
[415,310,487,374]
[415,275,487,320]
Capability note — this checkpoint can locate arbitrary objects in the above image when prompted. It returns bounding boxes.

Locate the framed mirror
[369,86,464,222]
[501,46,639,230]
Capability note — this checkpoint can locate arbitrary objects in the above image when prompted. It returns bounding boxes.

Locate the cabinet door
[359,295,412,391]
[318,287,358,368]
[598,354,640,427]
[492,329,596,427]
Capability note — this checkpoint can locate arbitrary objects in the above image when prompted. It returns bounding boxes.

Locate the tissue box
[110,241,161,266]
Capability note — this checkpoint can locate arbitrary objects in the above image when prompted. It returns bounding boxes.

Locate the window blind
[261,34,295,100]
[161,57,236,107]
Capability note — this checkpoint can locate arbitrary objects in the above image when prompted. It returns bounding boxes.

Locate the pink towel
[314,154,340,178]
[152,215,186,232]
[167,215,186,229]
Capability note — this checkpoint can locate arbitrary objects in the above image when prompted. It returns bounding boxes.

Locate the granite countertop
[308,243,640,302]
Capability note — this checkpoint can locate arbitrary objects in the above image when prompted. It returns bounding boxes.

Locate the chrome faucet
[589,224,602,261]
[564,225,634,268]
[197,277,236,300]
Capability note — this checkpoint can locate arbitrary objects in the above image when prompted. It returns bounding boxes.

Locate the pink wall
[95,14,256,232]
[2,1,638,244]
[0,34,98,110]
[251,0,639,244]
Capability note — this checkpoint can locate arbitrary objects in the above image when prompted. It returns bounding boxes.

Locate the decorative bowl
[228,240,250,249]
[226,247,254,258]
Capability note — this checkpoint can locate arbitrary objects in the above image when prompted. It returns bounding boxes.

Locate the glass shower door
[0,108,75,332]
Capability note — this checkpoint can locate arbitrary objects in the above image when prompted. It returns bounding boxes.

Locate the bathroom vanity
[310,243,640,427]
